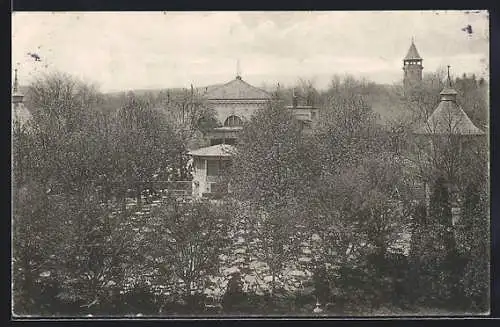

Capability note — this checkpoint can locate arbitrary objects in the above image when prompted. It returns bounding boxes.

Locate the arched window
[224,115,243,127]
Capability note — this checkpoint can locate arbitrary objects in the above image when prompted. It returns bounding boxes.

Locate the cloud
[12,11,489,92]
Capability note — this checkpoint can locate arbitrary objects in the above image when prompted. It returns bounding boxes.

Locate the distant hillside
[105,87,188,98]
[364,84,409,125]
[104,83,225,98]
[19,81,414,128]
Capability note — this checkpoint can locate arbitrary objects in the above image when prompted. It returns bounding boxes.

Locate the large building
[189,73,320,198]
[205,74,271,126]
[202,74,271,146]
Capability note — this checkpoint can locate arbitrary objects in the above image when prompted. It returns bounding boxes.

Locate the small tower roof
[414,65,483,136]
[414,100,484,135]
[439,65,458,98]
[404,40,422,60]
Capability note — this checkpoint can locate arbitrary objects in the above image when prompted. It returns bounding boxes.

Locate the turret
[12,66,31,128]
[403,38,424,96]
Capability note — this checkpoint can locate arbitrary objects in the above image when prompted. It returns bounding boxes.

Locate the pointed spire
[236,59,241,80]
[404,39,422,61]
[415,63,483,136]
[12,64,24,104]
[440,64,458,100]
[13,67,19,93]
[292,88,298,108]
[447,65,452,87]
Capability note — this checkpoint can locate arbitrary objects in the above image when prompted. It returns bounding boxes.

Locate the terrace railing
[46,180,193,197]
[144,180,192,195]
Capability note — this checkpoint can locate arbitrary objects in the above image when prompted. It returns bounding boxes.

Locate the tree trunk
[271,270,276,298]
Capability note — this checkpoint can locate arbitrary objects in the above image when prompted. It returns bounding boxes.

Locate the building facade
[188,144,235,198]
[204,75,271,127]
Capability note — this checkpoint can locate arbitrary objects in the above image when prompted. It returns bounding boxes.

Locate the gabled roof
[404,42,422,61]
[414,91,484,135]
[205,77,271,100]
[188,144,236,157]
[198,83,224,95]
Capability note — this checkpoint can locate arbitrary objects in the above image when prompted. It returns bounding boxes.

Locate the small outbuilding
[188,144,235,198]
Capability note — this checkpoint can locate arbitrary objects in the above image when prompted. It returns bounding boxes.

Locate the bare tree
[139,199,232,310]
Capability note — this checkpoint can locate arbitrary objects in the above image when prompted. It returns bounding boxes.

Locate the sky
[12,11,489,92]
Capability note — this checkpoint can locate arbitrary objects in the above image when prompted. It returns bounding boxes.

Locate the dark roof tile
[404,42,422,60]
[414,93,484,135]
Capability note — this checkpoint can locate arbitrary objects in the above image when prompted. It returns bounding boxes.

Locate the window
[207,160,219,176]
[207,160,231,176]
[224,115,243,127]
[211,138,224,146]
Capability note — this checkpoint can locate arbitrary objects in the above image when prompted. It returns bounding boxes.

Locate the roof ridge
[205,77,271,100]
[415,100,484,135]
[208,79,236,94]
[237,78,271,96]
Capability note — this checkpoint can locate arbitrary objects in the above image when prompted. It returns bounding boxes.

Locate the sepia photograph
[11,10,490,317]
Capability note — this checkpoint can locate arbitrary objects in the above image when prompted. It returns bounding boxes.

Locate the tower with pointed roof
[414,66,484,136]
[12,67,31,129]
[413,66,485,225]
[403,39,424,97]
